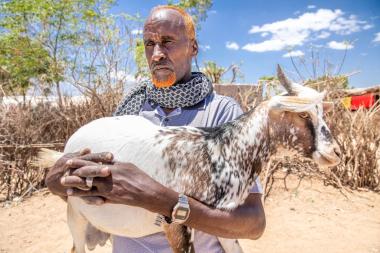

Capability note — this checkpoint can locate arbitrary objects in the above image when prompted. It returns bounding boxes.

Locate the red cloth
[350,93,375,110]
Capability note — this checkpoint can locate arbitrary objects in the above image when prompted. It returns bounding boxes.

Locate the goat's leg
[67,202,88,253]
[163,223,194,253]
[85,223,110,250]
[218,238,244,253]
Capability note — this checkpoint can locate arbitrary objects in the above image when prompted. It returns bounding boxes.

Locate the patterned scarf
[114,72,213,116]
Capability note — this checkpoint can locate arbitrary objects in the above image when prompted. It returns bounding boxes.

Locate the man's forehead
[144,8,185,30]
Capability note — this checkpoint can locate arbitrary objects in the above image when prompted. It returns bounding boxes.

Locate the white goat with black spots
[37,65,341,253]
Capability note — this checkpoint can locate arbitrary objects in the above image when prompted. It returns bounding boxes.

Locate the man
[46,5,266,252]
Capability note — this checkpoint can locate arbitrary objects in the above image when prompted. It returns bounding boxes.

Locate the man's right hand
[45,148,113,197]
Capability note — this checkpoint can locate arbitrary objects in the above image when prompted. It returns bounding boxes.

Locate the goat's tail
[32,148,64,169]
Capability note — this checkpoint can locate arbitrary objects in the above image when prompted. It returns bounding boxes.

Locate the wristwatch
[171,194,190,224]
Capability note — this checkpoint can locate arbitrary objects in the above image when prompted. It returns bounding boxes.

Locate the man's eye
[145,41,154,47]
[163,40,173,44]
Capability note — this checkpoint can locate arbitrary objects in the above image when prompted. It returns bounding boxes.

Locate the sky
[111,0,380,88]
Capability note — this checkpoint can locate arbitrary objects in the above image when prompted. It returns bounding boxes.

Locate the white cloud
[363,24,374,30]
[209,10,217,14]
[226,41,240,50]
[373,32,380,43]
[243,9,370,53]
[199,44,211,51]
[327,40,354,50]
[316,31,331,39]
[283,50,305,58]
[243,39,296,52]
[131,29,142,35]
[307,5,316,9]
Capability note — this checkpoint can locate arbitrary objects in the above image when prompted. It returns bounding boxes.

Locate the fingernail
[60,177,66,185]
[106,153,113,161]
[66,159,73,165]
[101,166,110,175]
[67,188,73,195]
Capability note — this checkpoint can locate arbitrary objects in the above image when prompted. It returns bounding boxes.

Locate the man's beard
[151,72,177,88]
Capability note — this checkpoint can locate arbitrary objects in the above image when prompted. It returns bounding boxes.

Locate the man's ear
[191,39,198,57]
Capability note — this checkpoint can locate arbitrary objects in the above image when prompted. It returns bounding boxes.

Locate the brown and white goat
[38,65,341,253]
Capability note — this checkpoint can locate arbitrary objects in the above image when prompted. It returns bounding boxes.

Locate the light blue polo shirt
[113,92,262,253]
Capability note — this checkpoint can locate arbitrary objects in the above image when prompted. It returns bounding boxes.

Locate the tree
[168,0,212,28]
[67,12,138,115]
[0,35,51,98]
[0,0,115,105]
[134,38,150,80]
[202,61,225,83]
[202,61,243,84]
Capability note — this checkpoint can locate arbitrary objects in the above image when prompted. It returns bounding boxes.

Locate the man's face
[143,9,198,88]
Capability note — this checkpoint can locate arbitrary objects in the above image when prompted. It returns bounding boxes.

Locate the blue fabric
[113,92,262,253]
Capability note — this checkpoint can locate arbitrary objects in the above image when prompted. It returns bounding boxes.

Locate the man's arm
[165,189,266,240]
[64,160,266,240]
[187,193,265,239]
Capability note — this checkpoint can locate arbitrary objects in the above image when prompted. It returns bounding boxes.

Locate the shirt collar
[154,106,182,118]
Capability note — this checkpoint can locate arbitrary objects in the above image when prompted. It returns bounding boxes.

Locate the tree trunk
[56,82,63,108]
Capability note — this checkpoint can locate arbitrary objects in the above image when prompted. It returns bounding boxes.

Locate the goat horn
[276,64,297,96]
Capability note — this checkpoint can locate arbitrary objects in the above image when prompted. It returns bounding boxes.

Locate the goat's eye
[298,112,310,119]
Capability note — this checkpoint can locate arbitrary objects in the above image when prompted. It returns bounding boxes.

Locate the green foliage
[168,0,213,28]
[201,61,243,84]
[134,38,150,79]
[0,0,116,98]
[0,35,52,95]
[305,75,349,91]
[201,61,225,83]
[258,75,278,81]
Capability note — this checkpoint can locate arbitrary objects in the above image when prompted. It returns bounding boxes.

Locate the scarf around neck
[114,72,213,116]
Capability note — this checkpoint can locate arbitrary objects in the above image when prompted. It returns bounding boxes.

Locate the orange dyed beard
[152,72,177,88]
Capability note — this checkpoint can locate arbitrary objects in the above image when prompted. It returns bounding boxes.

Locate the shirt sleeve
[216,101,263,194]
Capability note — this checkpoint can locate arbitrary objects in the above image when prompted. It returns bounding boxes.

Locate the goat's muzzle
[312,141,341,167]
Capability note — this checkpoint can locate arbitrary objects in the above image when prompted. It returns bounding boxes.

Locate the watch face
[175,207,189,220]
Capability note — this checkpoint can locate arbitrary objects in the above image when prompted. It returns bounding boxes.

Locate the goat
[37,65,341,253]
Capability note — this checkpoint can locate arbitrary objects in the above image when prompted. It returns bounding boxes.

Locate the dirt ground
[1,175,379,253]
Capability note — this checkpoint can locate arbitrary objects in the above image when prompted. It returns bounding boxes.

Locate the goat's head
[266,65,341,167]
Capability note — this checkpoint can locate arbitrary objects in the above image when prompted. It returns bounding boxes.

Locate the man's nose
[152,44,165,62]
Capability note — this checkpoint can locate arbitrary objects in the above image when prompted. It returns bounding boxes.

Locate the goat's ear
[268,96,317,112]
[322,102,334,113]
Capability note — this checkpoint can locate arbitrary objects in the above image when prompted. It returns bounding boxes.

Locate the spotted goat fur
[37,65,341,253]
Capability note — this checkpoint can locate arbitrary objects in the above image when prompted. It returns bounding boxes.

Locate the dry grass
[327,102,380,190]
[1,80,379,201]
[0,92,121,201]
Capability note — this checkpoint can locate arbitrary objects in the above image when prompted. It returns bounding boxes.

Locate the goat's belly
[69,197,162,237]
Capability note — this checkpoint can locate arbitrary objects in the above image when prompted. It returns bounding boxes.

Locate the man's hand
[45,148,113,197]
[66,162,178,214]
